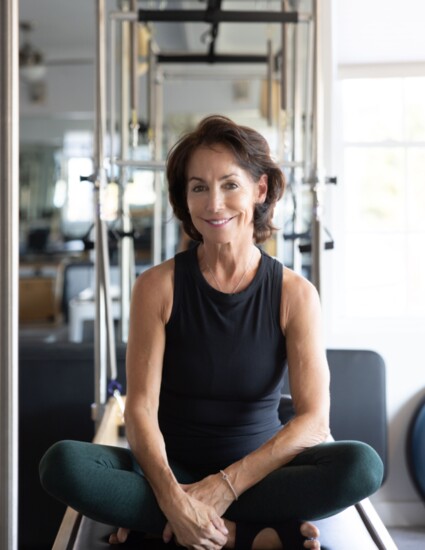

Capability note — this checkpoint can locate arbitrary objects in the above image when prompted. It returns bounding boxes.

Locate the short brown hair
[166,115,285,243]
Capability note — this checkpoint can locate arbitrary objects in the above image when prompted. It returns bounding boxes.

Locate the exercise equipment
[51,397,395,550]
[46,348,395,549]
[283,349,388,477]
[407,394,425,503]
[0,2,19,549]
[19,342,127,549]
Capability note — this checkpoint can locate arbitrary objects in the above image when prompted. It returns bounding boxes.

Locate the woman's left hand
[110,474,235,546]
[162,473,235,545]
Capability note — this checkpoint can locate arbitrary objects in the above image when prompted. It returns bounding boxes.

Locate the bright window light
[340,76,425,319]
[126,171,157,206]
[66,157,93,223]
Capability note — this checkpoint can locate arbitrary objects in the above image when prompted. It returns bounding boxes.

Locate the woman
[40,115,383,549]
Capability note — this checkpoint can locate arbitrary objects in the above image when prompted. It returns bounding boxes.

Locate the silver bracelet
[219,470,238,501]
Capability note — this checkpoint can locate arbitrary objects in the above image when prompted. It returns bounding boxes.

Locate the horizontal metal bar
[115,159,165,170]
[158,53,267,64]
[281,161,305,169]
[139,9,300,24]
[109,10,138,22]
[163,71,268,81]
[114,159,306,170]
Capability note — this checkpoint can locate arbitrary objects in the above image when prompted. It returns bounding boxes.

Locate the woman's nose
[206,188,223,212]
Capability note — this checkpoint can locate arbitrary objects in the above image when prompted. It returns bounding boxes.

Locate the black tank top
[158,245,287,471]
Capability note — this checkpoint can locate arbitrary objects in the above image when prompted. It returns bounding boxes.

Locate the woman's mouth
[204,218,232,227]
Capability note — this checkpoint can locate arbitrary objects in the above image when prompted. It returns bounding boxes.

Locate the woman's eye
[192,185,206,193]
[225,182,238,190]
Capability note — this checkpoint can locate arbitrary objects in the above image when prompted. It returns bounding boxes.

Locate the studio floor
[388,526,425,548]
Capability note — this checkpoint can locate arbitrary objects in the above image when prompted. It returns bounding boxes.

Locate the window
[339,76,425,319]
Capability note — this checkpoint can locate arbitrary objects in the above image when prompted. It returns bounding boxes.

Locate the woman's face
[186,144,267,245]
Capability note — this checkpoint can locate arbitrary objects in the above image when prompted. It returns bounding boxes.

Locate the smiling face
[186,144,267,246]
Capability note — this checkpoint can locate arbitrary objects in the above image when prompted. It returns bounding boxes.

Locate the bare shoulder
[282,266,319,302]
[131,258,175,324]
[281,267,321,330]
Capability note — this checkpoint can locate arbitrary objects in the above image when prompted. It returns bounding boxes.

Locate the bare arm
[185,268,330,511]
[124,260,178,506]
[124,261,228,548]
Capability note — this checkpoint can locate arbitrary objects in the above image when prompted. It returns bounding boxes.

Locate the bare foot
[223,520,320,549]
[300,522,321,549]
[109,527,130,544]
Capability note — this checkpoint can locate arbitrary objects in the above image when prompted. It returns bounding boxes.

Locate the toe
[300,521,320,539]
[108,528,129,545]
[301,522,320,549]
[109,533,118,544]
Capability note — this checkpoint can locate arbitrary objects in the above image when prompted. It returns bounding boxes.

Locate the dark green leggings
[39,439,383,534]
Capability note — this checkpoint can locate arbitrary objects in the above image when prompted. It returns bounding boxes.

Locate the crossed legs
[39,439,383,542]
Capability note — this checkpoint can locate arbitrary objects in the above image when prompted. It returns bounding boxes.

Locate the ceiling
[19,1,308,67]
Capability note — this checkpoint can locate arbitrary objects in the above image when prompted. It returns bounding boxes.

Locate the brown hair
[166,114,285,243]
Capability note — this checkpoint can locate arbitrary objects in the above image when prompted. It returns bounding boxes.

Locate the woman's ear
[256,174,268,203]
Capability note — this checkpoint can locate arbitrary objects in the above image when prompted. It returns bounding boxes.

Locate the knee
[338,441,384,498]
[39,440,77,497]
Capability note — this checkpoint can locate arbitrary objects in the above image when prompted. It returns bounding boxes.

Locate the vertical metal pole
[149,42,163,266]
[109,11,117,167]
[129,0,139,148]
[0,0,19,548]
[303,14,314,182]
[118,0,133,342]
[266,38,273,127]
[94,0,117,424]
[291,22,303,274]
[309,0,324,293]
[153,65,163,266]
[280,1,288,112]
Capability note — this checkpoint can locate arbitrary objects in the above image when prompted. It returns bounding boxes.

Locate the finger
[162,521,174,543]
[206,525,228,547]
[211,516,228,535]
[211,531,228,547]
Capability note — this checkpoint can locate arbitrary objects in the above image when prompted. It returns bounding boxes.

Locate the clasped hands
[110,472,234,549]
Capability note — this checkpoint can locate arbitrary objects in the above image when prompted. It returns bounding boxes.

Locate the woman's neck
[198,241,260,294]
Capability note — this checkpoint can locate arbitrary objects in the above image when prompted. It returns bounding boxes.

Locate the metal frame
[0,1,19,548]
[306,0,324,292]
[117,1,136,343]
[138,9,305,24]
[93,0,117,426]
[94,0,326,427]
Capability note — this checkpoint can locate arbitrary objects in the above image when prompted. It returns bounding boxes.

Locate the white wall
[336,0,425,65]
[323,0,425,527]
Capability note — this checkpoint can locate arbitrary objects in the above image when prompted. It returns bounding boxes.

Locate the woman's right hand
[162,491,228,549]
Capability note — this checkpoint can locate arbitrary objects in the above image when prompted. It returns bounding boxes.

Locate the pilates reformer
[51,390,397,550]
[48,2,398,548]
[49,349,398,550]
